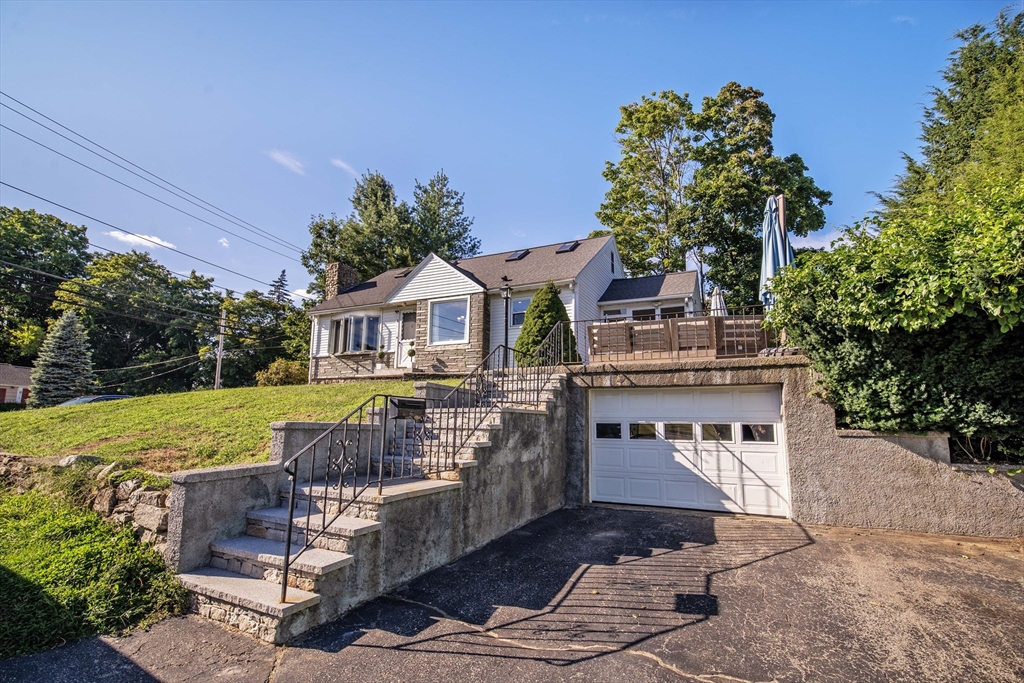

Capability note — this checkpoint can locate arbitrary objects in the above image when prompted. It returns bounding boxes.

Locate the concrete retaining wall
[564,358,1024,538]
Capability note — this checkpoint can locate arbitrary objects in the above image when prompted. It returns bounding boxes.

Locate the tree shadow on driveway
[293,506,814,667]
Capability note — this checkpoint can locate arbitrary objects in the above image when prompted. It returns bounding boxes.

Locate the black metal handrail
[279,341,562,602]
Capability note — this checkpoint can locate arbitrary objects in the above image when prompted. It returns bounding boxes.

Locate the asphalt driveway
[2,506,1022,682]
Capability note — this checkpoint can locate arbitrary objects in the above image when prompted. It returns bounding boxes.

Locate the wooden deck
[585,316,771,363]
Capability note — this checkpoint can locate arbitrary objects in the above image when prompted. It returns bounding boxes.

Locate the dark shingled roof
[598,271,699,304]
[310,235,614,313]
[0,363,32,387]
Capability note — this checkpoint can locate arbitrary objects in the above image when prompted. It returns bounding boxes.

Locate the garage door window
[629,423,657,440]
[741,424,775,443]
[595,423,622,439]
[665,423,694,441]
[701,423,733,442]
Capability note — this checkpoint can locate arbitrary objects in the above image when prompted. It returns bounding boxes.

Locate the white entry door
[396,311,416,369]
[589,386,789,517]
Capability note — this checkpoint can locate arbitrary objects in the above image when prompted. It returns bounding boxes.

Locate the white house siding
[574,239,621,323]
[312,316,331,357]
[488,286,576,356]
[381,309,400,357]
[387,254,483,304]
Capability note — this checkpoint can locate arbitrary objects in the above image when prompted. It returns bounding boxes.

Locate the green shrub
[255,358,309,386]
[0,489,188,658]
[513,282,579,365]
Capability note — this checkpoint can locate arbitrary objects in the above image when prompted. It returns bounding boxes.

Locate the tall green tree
[268,270,291,305]
[54,251,219,395]
[596,91,695,278]
[596,85,832,305]
[0,207,91,363]
[199,290,292,388]
[28,310,95,407]
[412,170,480,262]
[687,82,832,305]
[301,171,479,296]
[513,282,578,365]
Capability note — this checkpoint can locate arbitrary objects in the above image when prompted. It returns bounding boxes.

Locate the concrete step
[280,478,463,516]
[179,566,320,619]
[209,535,352,590]
[247,505,381,552]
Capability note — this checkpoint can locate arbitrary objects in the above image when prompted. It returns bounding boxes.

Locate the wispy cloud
[791,230,846,251]
[511,229,527,238]
[892,15,917,26]
[330,158,357,176]
[266,150,306,175]
[290,288,309,302]
[218,237,230,248]
[105,230,175,250]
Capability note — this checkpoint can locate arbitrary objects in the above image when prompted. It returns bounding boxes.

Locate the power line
[0,258,224,324]
[86,243,242,296]
[0,181,311,297]
[0,93,305,253]
[0,124,303,263]
[95,359,203,389]
[94,354,201,373]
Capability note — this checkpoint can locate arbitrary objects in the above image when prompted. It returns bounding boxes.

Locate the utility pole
[214,306,226,390]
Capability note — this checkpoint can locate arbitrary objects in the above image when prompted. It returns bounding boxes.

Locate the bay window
[330,314,381,353]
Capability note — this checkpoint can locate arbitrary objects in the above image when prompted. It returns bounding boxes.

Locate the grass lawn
[0,381,418,473]
[0,488,188,659]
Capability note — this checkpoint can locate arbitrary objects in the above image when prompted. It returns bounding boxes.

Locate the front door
[396,311,417,369]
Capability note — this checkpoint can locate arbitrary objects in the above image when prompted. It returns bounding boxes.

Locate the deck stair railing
[279,338,563,602]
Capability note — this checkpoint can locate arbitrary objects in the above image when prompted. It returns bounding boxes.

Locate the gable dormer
[386,253,485,304]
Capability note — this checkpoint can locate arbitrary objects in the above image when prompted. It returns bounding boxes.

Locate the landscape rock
[138,490,167,507]
[95,462,121,481]
[92,488,117,515]
[57,454,103,467]
[134,503,168,532]
[111,512,133,525]
[117,478,143,501]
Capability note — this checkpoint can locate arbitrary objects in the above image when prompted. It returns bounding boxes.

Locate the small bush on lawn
[0,489,188,659]
[256,358,309,386]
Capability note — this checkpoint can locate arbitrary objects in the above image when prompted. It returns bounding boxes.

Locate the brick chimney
[324,262,361,298]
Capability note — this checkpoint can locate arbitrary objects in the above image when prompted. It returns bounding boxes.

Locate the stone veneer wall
[564,357,1024,539]
[413,292,489,374]
[310,352,396,383]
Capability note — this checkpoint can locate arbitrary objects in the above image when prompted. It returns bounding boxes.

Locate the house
[307,235,703,380]
[0,363,31,404]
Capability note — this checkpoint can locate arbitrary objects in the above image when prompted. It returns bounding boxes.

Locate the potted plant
[375,345,386,371]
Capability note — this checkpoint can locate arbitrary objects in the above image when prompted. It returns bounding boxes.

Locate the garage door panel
[593,447,625,470]
[659,391,694,414]
[700,481,739,510]
[738,389,781,417]
[700,449,741,474]
[664,478,700,505]
[697,391,734,415]
[626,393,658,414]
[627,448,662,471]
[666,448,698,470]
[591,392,624,415]
[593,476,627,499]
[627,478,662,502]
[741,451,781,475]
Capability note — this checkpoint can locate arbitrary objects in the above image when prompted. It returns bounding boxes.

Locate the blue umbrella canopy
[759,195,795,309]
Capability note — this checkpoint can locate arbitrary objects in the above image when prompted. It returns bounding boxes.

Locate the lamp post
[500,284,512,368]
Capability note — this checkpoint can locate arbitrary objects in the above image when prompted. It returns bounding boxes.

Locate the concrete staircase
[176,374,564,644]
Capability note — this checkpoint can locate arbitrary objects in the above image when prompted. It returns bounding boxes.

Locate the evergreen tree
[513,282,579,365]
[29,310,96,407]
[269,270,290,305]
[412,170,481,263]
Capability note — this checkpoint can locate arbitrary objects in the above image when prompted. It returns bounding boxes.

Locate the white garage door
[589,386,790,517]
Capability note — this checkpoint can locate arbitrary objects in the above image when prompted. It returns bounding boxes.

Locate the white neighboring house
[0,363,32,404]
[306,235,702,381]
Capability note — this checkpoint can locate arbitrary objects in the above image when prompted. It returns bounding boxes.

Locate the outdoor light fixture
[500,283,513,366]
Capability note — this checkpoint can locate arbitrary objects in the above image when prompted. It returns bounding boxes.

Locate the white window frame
[510,297,532,328]
[427,296,471,346]
[330,313,381,354]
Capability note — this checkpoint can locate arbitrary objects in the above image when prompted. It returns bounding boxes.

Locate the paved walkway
[2,507,1022,682]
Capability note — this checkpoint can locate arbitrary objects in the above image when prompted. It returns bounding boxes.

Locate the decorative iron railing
[279,342,562,602]
[536,307,778,365]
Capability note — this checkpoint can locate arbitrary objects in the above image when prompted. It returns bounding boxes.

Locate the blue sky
[0,0,1014,296]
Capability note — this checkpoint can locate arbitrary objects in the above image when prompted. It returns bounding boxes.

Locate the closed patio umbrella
[708,286,728,316]
[759,194,795,310]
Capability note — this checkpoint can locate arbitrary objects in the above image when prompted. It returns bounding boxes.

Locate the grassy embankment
[0,487,189,659]
[0,381,419,473]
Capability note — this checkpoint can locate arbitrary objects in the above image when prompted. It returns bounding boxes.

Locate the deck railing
[538,307,777,365]
[279,340,562,602]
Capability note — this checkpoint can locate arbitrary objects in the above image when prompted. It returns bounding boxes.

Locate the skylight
[506,249,530,261]
[556,241,579,253]
[395,268,413,277]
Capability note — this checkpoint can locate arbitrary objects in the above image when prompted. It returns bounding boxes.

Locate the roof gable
[599,271,699,304]
[386,253,484,304]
